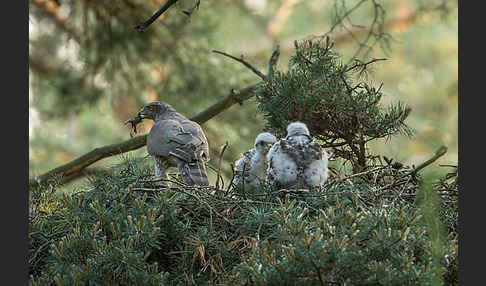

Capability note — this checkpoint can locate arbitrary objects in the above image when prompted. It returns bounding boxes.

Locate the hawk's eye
[147,106,154,111]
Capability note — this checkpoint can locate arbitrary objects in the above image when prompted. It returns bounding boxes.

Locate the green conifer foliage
[29,156,457,285]
[255,39,414,172]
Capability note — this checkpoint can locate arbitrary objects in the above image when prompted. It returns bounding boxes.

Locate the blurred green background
[29,0,457,191]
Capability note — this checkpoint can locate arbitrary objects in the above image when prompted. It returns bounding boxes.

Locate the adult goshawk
[138,101,210,186]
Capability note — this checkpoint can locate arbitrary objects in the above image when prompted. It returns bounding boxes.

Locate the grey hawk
[138,101,210,186]
[266,122,329,190]
[233,132,277,193]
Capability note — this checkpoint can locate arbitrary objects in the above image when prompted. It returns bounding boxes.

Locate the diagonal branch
[135,0,180,32]
[212,50,266,80]
[212,45,280,81]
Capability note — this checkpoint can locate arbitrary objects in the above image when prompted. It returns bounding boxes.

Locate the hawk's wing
[147,119,209,186]
[234,150,255,172]
[303,143,329,188]
[267,141,298,189]
[147,119,191,157]
[180,120,210,162]
[233,150,253,188]
[147,119,209,160]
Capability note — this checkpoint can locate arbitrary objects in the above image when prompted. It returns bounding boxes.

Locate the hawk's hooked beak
[137,109,147,119]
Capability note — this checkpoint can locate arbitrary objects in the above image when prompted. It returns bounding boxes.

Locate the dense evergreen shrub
[29,157,457,285]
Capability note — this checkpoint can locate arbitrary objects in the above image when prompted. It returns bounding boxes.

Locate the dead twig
[215,142,229,192]
[333,166,390,184]
[212,50,266,80]
[344,58,388,73]
[182,0,201,22]
[225,163,236,197]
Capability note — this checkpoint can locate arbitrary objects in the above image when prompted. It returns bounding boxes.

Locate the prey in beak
[124,102,163,137]
[124,111,144,137]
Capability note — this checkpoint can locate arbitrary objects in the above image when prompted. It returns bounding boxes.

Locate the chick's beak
[262,142,273,152]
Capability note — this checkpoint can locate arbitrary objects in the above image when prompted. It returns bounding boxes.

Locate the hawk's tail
[169,139,210,186]
[177,160,210,186]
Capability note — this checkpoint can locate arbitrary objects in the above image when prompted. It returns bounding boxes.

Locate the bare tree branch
[346,0,386,63]
[182,0,201,22]
[212,50,266,80]
[215,142,229,192]
[135,0,180,32]
[344,58,388,73]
